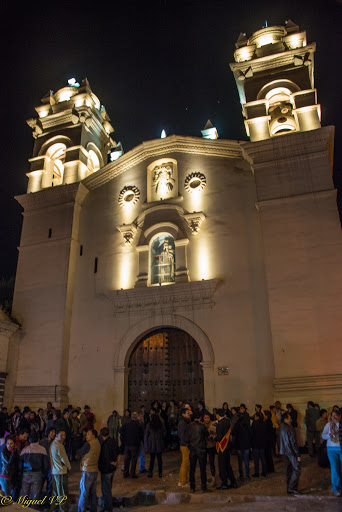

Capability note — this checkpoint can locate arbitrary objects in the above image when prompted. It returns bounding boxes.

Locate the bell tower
[230,21,321,141]
[10,80,116,408]
[235,24,342,408]
[26,78,115,193]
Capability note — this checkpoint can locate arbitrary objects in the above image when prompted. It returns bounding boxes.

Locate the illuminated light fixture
[184,172,207,193]
[118,185,140,207]
[258,34,274,47]
[58,90,72,102]
[161,129,166,139]
[201,119,218,140]
[68,78,80,87]
[109,143,124,162]
[39,110,49,118]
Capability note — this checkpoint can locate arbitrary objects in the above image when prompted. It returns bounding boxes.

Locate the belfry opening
[128,328,204,412]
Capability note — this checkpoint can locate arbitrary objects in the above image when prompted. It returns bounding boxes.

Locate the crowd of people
[0,398,341,512]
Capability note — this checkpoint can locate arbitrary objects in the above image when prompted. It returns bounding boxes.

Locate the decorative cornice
[83,136,242,190]
[274,374,342,394]
[241,126,334,167]
[13,386,69,404]
[230,43,316,74]
[0,322,20,338]
[105,278,221,317]
[15,182,89,212]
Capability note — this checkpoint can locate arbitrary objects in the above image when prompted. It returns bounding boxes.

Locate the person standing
[77,429,101,512]
[305,401,320,456]
[216,409,237,490]
[37,409,46,440]
[322,410,342,496]
[235,413,252,479]
[186,411,208,493]
[107,411,121,442]
[50,429,71,512]
[144,413,166,478]
[70,410,82,461]
[177,408,191,487]
[39,427,56,501]
[279,412,301,495]
[202,412,216,485]
[316,409,328,443]
[20,431,49,502]
[98,427,119,512]
[119,412,144,479]
[252,412,267,477]
[263,410,275,473]
[0,435,20,498]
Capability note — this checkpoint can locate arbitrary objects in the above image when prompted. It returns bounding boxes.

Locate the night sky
[1,0,342,279]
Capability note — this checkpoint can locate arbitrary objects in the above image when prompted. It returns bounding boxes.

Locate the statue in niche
[151,235,175,284]
[152,164,175,196]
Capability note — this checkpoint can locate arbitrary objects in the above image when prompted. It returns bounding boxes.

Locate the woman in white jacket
[322,410,342,496]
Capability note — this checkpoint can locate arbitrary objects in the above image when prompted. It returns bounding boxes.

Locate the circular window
[184,172,206,193]
[118,185,140,207]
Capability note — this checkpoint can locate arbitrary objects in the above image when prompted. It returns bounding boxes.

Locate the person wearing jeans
[234,414,252,479]
[98,427,119,512]
[322,410,342,497]
[77,429,101,512]
[252,412,267,477]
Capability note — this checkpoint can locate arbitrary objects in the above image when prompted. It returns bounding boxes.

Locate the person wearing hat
[215,409,237,490]
[119,412,144,478]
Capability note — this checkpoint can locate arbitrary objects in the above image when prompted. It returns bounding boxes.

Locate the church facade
[2,22,342,433]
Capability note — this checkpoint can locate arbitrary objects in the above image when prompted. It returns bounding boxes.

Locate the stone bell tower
[231,23,342,410]
[230,20,321,142]
[26,78,115,192]
[10,80,116,408]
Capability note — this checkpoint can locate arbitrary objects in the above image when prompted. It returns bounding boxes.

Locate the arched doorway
[128,328,204,411]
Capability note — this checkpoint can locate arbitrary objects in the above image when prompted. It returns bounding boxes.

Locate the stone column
[200,361,215,410]
[113,366,130,413]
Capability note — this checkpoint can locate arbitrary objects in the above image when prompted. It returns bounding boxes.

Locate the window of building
[150,234,175,285]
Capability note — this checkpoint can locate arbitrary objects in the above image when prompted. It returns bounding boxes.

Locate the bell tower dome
[26,78,116,193]
[230,21,321,141]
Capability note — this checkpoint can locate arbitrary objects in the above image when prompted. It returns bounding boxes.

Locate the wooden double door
[128,328,204,412]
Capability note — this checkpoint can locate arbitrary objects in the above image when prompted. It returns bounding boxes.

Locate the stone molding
[241,125,334,166]
[83,135,242,190]
[15,182,89,212]
[13,386,69,405]
[106,278,221,317]
[0,317,20,338]
[274,374,342,395]
[230,43,316,74]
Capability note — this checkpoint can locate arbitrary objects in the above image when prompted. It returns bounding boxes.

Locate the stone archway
[113,314,215,412]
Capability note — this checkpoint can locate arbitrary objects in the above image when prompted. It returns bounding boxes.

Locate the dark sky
[1,0,342,278]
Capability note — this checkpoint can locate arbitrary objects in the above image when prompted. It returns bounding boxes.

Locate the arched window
[151,234,175,285]
[45,143,66,187]
[87,149,100,172]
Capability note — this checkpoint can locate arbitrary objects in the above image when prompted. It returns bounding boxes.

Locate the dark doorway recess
[128,328,204,412]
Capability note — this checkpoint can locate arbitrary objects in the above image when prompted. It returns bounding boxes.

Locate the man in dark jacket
[252,412,267,477]
[279,412,301,495]
[216,409,237,490]
[99,427,119,512]
[185,411,208,492]
[119,412,143,478]
[20,431,49,501]
[305,401,320,456]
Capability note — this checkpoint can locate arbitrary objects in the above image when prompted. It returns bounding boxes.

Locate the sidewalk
[66,451,333,506]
